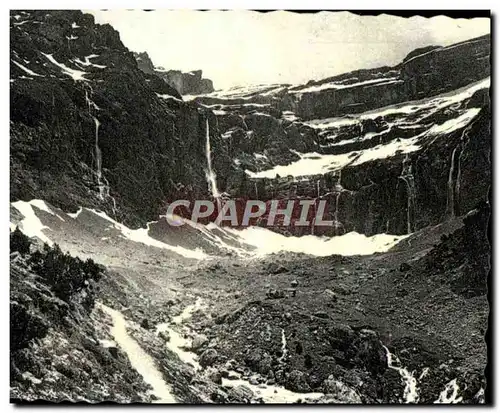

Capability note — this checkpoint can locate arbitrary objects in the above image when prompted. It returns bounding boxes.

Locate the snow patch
[227,227,407,257]
[213,109,227,115]
[156,93,183,103]
[74,54,106,69]
[67,207,83,219]
[22,372,42,385]
[84,208,207,259]
[11,60,43,77]
[293,77,399,94]
[304,77,489,129]
[11,200,53,245]
[99,339,117,348]
[426,108,481,135]
[42,53,87,81]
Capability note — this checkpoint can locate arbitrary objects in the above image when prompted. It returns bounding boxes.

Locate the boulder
[228,385,255,403]
[285,370,311,392]
[191,334,208,351]
[199,349,218,367]
[207,368,222,385]
[158,331,170,343]
[322,376,362,403]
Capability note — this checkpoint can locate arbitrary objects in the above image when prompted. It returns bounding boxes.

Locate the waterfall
[92,116,105,200]
[278,329,288,362]
[383,345,421,403]
[310,179,321,235]
[254,182,259,200]
[454,126,473,216]
[446,145,460,217]
[333,170,343,234]
[446,125,471,218]
[205,119,221,214]
[434,379,463,404]
[85,87,115,213]
[399,156,416,234]
[334,193,341,224]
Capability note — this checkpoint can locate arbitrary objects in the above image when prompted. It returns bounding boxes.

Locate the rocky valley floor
[10,200,489,404]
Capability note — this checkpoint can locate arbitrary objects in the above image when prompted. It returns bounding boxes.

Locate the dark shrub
[29,243,103,303]
[10,227,31,255]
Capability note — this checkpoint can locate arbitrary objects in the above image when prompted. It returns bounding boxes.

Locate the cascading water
[278,329,288,362]
[446,145,460,217]
[254,182,259,200]
[311,179,321,235]
[383,345,422,403]
[85,86,115,210]
[399,155,416,234]
[333,170,344,235]
[446,124,472,218]
[454,125,473,216]
[434,379,463,404]
[205,119,222,214]
[92,116,105,200]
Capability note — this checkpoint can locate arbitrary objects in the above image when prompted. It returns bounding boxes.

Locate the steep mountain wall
[226,82,491,236]
[191,76,490,236]
[10,10,491,238]
[295,35,490,120]
[10,10,228,227]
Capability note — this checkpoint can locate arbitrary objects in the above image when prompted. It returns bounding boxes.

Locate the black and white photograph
[8,7,491,405]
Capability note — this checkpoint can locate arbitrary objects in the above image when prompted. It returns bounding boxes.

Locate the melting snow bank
[11,200,406,259]
[73,208,208,259]
[228,227,408,257]
[98,303,177,403]
[41,52,87,81]
[11,200,55,245]
[247,106,481,179]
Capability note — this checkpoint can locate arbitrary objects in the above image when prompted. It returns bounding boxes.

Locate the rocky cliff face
[295,35,490,121]
[188,37,490,236]
[10,10,227,227]
[134,51,214,95]
[10,10,491,238]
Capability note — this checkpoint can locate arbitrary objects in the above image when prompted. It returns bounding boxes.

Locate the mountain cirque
[10,10,490,405]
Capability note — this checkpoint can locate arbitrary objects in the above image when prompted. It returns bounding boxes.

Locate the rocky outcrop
[156,69,214,95]
[208,300,392,402]
[422,201,490,297]
[9,232,147,402]
[133,52,214,95]
[134,51,155,75]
